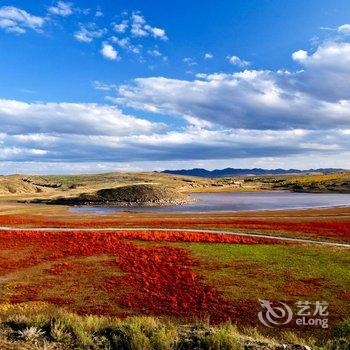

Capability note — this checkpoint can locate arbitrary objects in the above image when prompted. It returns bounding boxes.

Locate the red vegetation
[103,244,235,321]
[0,213,349,241]
[337,291,350,301]
[46,262,74,275]
[0,229,278,322]
[281,278,327,297]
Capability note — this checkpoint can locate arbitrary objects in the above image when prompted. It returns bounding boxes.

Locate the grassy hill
[33,184,192,206]
[0,172,216,201]
[0,171,349,203]
[243,172,350,193]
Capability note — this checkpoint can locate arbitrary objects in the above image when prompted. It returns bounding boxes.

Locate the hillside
[0,172,216,201]
[0,171,349,204]
[34,184,191,206]
[244,172,350,193]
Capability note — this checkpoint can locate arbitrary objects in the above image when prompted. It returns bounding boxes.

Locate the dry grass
[0,303,348,349]
[0,172,217,201]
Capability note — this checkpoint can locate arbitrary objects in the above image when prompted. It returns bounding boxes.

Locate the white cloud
[131,13,145,24]
[130,11,167,40]
[114,20,128,33]
[183,57,197,66]
[1,121,348,165]
[3,20,350,170]
[2,150,350,174]
[131,24,148,37]
[204,53,214,59]
[95,10,103,17]
[48,1,74,17]
[100,43,119,60]
[111,36,140,54]
[338,24,350,35]
[0,99,162,136]
[227,55,250,67]
[290,41,350,101]
[144,24,167,40]
[147,49,162,57]
[115,39,350,131]
[292,49,308,62]
[93,81,117,91]
[0,6,45,34]
[74,24,106,43]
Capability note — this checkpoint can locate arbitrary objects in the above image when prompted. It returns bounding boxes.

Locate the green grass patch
[173,243,350,320]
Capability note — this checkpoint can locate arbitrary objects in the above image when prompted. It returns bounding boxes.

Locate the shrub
[332,319,350,338]
[18,326,45,343]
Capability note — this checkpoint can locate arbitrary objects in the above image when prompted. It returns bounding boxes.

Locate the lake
[69,191,350,214]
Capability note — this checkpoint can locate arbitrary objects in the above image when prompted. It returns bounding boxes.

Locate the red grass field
[0,205,349,332]
[0,207,349,241]
[0,229,280,324]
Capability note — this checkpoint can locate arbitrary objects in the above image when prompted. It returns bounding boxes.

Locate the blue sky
[1,0,350,174]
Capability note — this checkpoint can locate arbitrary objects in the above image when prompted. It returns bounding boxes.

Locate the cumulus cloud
[291,41,350,101]
[337,23,350,35]
[93,81,117,91]
[111,36,140,54]
[0,6,45,34]
[115,40,350,131]
[0,99,349,167]
[48,1,74,17]
[130,12,167,40]
[74,24,106,43]
[183,57,197,66]
[3,19,350,170]
[100,43,119,60]
[147,49,162,57]
[0,125,348,164]
[204,53,213,59]
[291,49,308,61]
[95,9,103,17]
[147,48,167,61]
[227,55,250,67]
[113,20,128,33]
[144,25,167,40]
[0,99,162,136]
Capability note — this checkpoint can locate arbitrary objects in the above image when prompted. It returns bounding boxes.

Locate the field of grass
[0,228,348,342]
[184,243,350,322]
[0,203,349,242]
[0,192,349,348]
[0,229,279,321]
[0,303,349,349]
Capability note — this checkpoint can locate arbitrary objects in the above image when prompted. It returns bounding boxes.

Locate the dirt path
[0,226,349,248]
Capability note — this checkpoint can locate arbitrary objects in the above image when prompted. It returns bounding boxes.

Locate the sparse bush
[54,314,95,348]
[206,323,242,350]
[18,326,45,343]
[332,319,350,338]
[0,306,348,349]
[50,320,72,343]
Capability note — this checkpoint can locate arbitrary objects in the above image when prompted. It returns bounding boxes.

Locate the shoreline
[70,203,350,215]
[68,190,350,215]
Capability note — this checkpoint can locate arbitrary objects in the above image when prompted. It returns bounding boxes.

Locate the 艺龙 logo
[258,299,293,327]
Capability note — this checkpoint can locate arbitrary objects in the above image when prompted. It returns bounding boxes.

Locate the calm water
[69,191,350,214]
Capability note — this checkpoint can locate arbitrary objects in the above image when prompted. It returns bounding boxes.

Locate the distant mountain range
[161,168,344,178]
